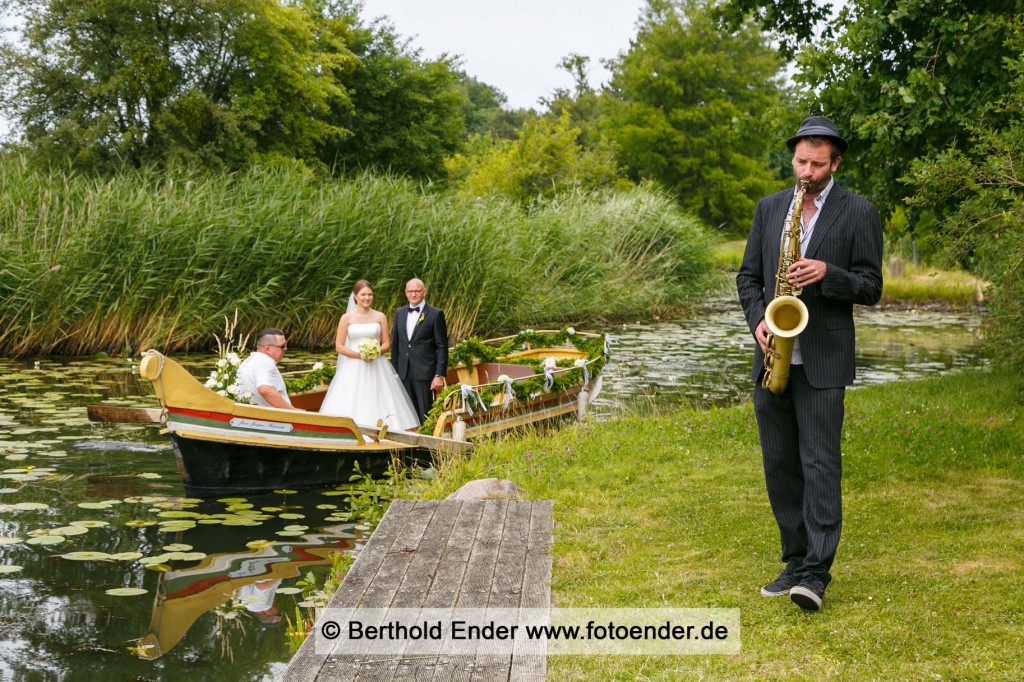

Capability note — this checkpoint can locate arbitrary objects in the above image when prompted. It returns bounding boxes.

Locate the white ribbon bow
[501,377,515,409]
[460,383,487,416]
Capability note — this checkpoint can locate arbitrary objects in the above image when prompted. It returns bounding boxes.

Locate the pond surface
[592,301,985,414]
[0,303,985,680]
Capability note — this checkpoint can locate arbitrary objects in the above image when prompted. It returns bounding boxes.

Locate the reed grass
[881,261,987,308]
[0,157,713,357]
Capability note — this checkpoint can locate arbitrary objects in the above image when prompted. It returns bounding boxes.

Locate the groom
[391,278,448,421]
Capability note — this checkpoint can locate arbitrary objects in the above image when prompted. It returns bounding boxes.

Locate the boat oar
[87,405,164,424]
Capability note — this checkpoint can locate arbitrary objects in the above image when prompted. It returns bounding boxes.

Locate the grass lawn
[418,369,1024,680]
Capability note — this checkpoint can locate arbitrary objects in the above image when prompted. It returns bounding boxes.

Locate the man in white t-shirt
[236,328,300,410]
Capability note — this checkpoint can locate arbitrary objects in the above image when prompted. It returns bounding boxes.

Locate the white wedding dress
[319,322,420,431]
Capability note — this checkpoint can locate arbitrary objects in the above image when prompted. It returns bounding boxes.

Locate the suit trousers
[402,376,434,423]
[753,365,844,588]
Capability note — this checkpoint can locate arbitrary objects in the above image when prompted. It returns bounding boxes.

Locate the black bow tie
[408,306,421,313]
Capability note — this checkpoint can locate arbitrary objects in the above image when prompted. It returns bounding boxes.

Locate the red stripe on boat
[166,407,356,435]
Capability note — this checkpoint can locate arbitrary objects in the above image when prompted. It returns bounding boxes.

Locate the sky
[359,0,647,110]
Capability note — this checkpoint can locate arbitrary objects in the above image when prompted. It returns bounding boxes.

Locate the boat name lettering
[229,418,294,433]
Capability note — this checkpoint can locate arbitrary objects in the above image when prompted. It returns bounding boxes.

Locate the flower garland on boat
[284,362,335,395]
[418,326,607,435]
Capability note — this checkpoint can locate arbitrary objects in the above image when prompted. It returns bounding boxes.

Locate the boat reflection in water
[138,525,355,659]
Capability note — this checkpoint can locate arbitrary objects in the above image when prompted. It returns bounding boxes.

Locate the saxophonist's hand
[788,258,827,288]
[754,319,770,352]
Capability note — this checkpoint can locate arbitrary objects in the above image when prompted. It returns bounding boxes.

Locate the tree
[716,0,1024,219]
[902,20,1024,376]
[599,0,787,231]
[316,7,467,178]
[445,112,625,202]
[0,0,351,171]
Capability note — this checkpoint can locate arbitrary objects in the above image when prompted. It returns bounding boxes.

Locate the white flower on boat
[226,352,241,366]
[226,384,239,396]
[574,358,587,367]
[496,374,512,384]
[216,390,228,397]
[357,338,381,361]
[542,357,558,370]
[312,362,324,371]
[567,327,575,335]
[216,358,228,368]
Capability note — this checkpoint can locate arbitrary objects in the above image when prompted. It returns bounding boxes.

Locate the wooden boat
[90,330,604,495]
[426,330,605,440]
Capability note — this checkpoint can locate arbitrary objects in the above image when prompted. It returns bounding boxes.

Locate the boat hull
[169,432,409,495]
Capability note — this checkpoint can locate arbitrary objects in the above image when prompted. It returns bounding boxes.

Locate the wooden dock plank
[283,499,552,682]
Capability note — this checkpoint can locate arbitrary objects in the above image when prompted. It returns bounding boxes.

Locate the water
[0,304,985,680]
[592,301,985,414]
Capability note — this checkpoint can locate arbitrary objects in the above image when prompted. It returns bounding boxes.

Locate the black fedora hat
[786,115,848,154]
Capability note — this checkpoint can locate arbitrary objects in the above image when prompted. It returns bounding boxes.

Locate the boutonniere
[416,313,426,326]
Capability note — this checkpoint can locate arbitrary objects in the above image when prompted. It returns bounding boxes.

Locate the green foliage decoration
[418,328,607,435]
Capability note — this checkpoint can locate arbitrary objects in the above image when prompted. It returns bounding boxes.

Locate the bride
[319,280,420,431]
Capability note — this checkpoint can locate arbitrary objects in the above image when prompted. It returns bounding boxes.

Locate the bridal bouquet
[357,338,381,361]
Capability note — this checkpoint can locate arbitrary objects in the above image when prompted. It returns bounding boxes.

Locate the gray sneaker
[760,569,801,597]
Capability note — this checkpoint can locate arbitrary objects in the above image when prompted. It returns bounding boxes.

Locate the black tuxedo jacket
[390,303,448,382]
[737,183,883,389]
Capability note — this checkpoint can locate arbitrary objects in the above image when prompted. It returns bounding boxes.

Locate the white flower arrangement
[573,358,587,367]
[312,361,324,371]
[496,374,512,384]
[542,357,558,370]
[567,327,575,335]
[204,352,254,404]
[358,338,381,361]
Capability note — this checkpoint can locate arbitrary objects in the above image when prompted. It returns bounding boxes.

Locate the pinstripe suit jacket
[736,183,883,389]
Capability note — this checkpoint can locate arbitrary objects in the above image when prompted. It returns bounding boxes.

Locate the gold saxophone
[761,181,811,394]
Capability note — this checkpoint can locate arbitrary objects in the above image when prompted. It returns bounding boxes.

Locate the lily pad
[70,520,110,528]
[78,502,114,510]
[165,552,206,562]
[0,537,23,545]
[283,525,309,531]
[217,497,249,504]
[275,587,302,595]
[316,504,338,510]
[162,543,193,551]
[105,588,148,597]
[144,564,172,572]
[275,530,305,537]
[136,473,162,479]
[49,526,89,536]
[12,502,50,511]
[60,551,114,561]
[279,513,305,520]
[273,489,298,495]
[110,552,144,561]
[0,565,24,574]
[26,535,66,546]
[245,540,273,549]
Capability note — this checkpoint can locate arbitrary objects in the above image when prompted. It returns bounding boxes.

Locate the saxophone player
[737,116,883,611]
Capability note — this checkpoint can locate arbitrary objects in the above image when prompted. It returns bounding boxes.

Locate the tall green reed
[0,157,713,356]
